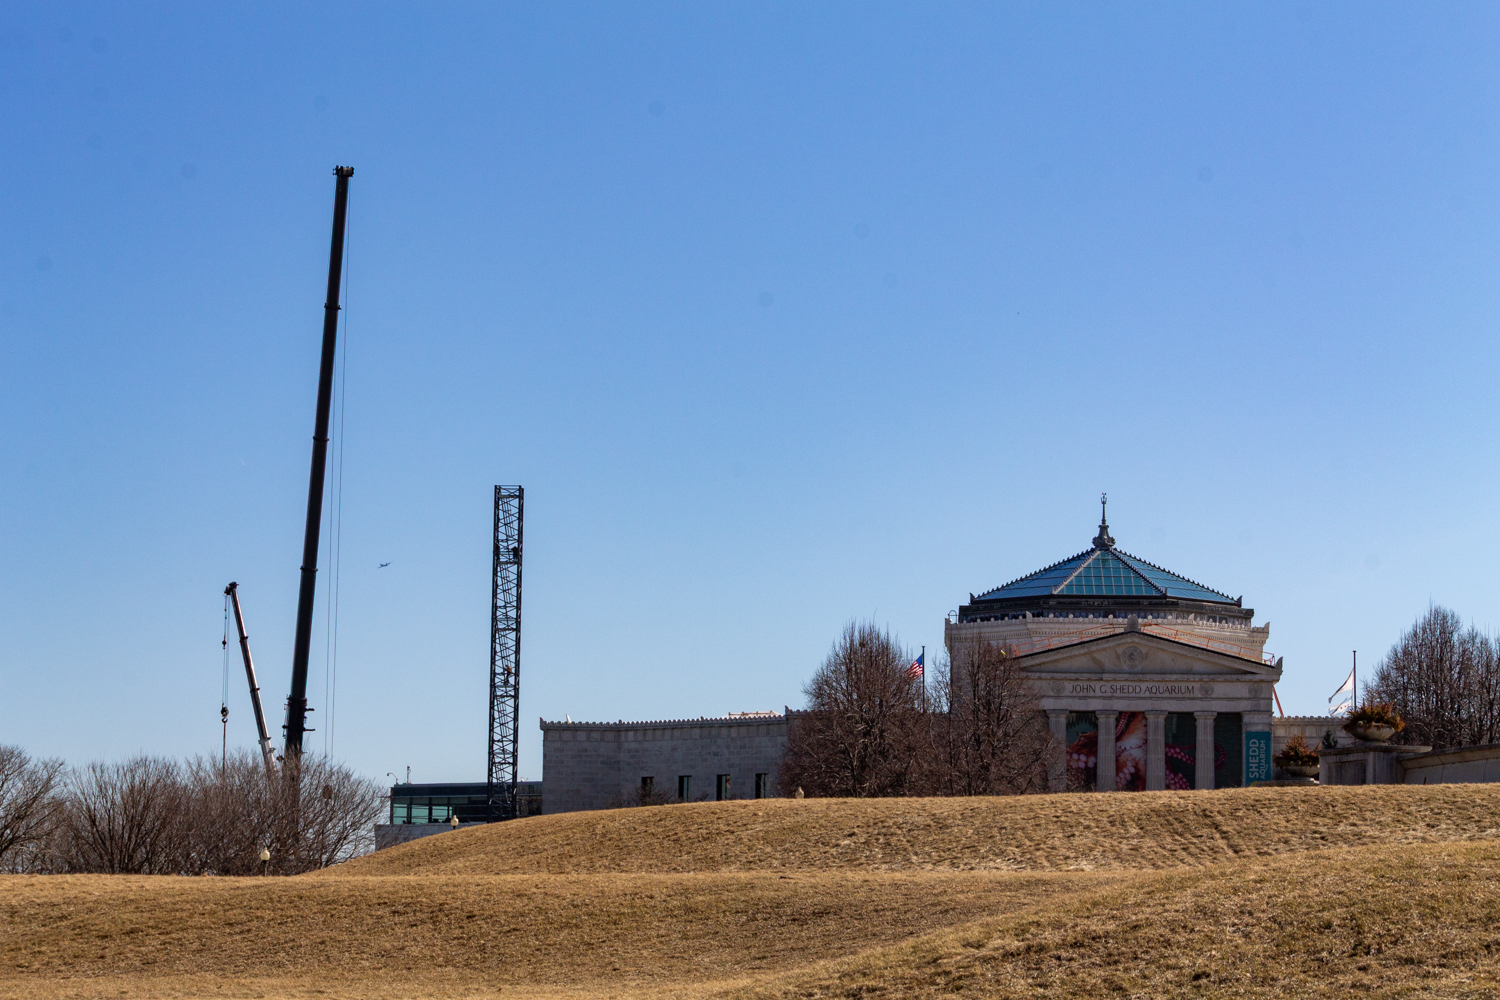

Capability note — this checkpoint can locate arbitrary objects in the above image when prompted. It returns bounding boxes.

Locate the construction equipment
[284,165,354,761]
[225,582,278,779]
[487,486,523,821]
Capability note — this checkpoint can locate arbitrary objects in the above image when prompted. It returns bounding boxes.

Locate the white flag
[1328,667,1355,715]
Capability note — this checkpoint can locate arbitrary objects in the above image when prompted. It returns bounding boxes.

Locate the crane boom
[285,165,354,760]
[225,582,277,779]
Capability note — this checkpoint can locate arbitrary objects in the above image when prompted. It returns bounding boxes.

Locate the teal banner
[1245,731,1271,783]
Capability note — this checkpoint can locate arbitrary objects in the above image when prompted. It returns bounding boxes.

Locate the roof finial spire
[1093,492,1114,549]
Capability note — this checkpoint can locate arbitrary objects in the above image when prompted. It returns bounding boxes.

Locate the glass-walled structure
[388,781,544,824]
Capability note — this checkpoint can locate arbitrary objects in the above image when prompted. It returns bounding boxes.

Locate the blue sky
[2,3,1497,784]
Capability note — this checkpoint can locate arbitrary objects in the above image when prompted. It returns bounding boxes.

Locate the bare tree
[924,638,1053,795]
[779,620,923,797]
[176,752,284,875]
[272,754,385,872]
[177,751,383,875]
[34,750,384,876]
[1368,605,1500,750]
[0,745,66,873]
[58,756,184,874]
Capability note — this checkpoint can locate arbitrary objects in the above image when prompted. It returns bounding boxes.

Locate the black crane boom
[284,165,353,760]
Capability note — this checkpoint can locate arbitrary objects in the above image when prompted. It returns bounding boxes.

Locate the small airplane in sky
[378,562,391,568]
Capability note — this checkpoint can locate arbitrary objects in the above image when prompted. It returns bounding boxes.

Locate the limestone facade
[959,621,1283,791]
[944,612,1269,660]
[540,712,789,814]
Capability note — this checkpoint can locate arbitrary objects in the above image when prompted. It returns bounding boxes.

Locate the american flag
[906,652,924,679]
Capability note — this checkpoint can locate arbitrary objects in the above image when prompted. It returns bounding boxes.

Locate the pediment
[1017,629,1280,680]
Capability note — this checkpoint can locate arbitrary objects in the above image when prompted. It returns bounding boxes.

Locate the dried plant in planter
[1342,701,1406,738]
[1273,735,1320,768]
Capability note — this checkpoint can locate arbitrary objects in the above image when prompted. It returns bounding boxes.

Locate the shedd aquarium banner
[1245,730,1271,784]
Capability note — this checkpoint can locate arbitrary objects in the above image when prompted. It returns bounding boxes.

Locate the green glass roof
[974,539,1237,605]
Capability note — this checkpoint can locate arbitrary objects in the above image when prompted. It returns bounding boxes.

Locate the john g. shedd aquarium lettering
[1067,682,1201,697]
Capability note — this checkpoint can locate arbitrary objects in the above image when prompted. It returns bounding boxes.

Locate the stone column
[1047,710,1069,792]
[1195,711,1217,791]
[1145,711,1167,791]
[1096,711,1118,792]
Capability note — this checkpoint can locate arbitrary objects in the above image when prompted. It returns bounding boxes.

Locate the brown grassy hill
[333,784,1500,877]
[8,785,1500,1000]
[1,870,1119,999]
[714,837,1500,1000]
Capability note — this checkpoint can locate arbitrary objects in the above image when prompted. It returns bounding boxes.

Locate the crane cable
[323,207,351,758]
[221,592,231,769]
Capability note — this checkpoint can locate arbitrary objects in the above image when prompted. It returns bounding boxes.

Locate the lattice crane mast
[487,486,523,821]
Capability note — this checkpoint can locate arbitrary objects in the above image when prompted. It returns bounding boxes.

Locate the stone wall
[1273,716,1356,750]
[541,713,790,814]
[1400,744,1500,785]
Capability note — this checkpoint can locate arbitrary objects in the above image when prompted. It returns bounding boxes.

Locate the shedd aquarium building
[946,505,1283,791]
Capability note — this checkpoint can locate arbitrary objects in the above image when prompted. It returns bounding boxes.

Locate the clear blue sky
[2,3,1497,784]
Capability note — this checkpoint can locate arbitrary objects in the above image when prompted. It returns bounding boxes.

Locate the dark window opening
[716,774,731,801]
[1065,711,1099,792]
[678,775,691,802]
[754,773,769,799]
[1165,712,1198,790]
[1214,713,1243,789]
[640,776,654,795]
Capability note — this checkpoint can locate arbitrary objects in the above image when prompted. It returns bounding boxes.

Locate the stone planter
[1350,722,1396,743]
[1276,761,1320,778]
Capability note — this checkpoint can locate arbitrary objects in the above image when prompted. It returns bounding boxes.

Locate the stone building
[946,504,1284,790]
[540,712,789,813]
[535,504,1350,811]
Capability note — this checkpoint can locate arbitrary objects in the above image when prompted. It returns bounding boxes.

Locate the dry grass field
[6,785,1500,999]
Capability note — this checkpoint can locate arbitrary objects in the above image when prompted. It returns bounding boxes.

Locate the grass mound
[0,870,1112,999]
[717,838,1500,999]
[7,785,1500,999]
[334,783,1500,876]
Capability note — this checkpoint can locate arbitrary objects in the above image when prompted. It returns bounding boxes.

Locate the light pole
[259,848,271,876]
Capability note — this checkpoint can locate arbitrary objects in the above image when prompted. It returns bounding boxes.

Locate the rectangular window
[716,774,731,801]
[678,775,692,802]
[390,800,409,824]
[641,776,655,794]
[1214,713,1243,789]
[754,773,769,799]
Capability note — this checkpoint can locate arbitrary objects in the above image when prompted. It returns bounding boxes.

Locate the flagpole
[1353,650,1357,711]
[921,645,926,708]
